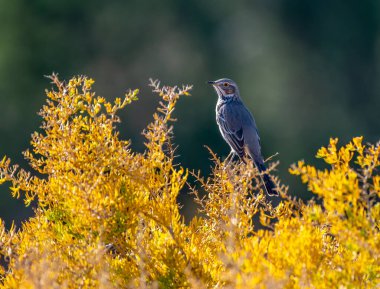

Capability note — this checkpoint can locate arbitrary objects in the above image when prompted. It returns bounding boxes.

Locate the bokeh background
[1,0,379,226]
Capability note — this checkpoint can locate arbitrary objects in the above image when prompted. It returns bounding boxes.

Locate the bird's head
[208,78,240,99]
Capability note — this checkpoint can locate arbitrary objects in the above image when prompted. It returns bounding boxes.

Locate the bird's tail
[255,162,279,197]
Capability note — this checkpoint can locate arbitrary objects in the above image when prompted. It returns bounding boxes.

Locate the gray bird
[208,78,278,196]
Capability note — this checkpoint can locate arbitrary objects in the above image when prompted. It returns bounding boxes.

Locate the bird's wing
[240,105,263,163]
[218,103,246,157]
[220,102,263,162]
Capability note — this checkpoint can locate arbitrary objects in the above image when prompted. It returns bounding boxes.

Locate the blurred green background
[1,0,379,226]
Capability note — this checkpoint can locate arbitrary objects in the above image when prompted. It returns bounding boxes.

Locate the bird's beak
[207,80,215,85]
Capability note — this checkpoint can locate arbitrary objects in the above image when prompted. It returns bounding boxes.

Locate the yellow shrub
[0,75,379,288]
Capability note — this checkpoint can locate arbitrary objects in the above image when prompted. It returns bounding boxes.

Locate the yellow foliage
[0,75,379,288]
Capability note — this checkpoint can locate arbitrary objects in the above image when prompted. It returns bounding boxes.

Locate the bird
[208,78,278,196]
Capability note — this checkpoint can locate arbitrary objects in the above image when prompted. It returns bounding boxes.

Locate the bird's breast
[215,101,226,123]
[215,99,227,113]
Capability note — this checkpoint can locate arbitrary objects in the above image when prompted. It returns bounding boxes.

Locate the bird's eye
[223,82,229,87]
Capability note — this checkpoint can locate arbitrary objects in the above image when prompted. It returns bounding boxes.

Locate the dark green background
[1,0,379,226]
